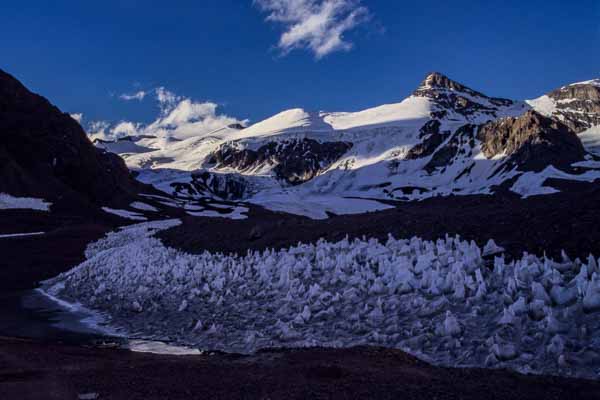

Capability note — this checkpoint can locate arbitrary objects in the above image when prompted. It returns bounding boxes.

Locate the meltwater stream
[0,289,204,355]
[0,289,119,345]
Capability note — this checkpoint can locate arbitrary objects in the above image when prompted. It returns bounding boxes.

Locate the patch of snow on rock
[186,206,248,220]
[511,166,600,197]
[526,95,557,117]
[0,193,51,211]
[102,207,147,221]
[130,202,159,212]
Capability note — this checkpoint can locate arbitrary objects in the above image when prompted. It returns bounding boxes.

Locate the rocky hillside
[528,79,600,155]
[0,69,142,206]
[207,138,353,185]
[478,110,585,172]
[544,80,600,133]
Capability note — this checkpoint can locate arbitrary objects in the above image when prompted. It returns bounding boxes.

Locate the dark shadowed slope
[0,69,142,206]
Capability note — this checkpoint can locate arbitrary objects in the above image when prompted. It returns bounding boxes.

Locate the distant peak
[412,72,516,117]
[419,72,468,92]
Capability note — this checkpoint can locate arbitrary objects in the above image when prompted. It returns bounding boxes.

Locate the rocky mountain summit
[413,72,521,120]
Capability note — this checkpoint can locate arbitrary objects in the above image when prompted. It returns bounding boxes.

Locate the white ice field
[44,220,600,379]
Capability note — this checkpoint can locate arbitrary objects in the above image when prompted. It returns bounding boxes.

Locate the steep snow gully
[44,220,600,380]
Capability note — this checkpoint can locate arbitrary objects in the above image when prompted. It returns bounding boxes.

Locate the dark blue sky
[1,0,599,126]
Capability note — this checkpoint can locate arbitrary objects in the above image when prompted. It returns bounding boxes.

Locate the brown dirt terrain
[1,337,600,400]
[161,179,600,261]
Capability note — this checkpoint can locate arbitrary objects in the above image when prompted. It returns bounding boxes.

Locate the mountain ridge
[0,68,144,208]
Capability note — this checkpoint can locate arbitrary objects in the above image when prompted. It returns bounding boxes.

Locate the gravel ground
[2,337,600,400]
[161,179,600,260]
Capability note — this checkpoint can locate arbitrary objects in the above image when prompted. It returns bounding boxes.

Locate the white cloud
[112,121,141,137]
[87,120,112,141]
[119,91,147,101]
[255,0,370,59]
[86,88,247,142]
[155,87,182,114]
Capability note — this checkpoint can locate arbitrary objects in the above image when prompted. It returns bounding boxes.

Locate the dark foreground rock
[0,193,186,291]
[0,69,143,206]
[0,217,112,291]
[1,337,599,400]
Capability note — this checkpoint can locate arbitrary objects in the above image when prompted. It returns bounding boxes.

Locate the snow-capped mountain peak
[418,71,474,91]
[233,108,334,139]
[413,72,525,122]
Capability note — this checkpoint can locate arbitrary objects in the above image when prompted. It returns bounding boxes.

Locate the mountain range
[1,68,600,220]
[92,72,600,218]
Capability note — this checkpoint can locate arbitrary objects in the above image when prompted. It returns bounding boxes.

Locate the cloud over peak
[255,0,370,59]
[87,88,247,142]
[119,90,147,101]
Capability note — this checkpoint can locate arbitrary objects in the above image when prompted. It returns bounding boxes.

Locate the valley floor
[161,178,600,260]
[2,337,600,400]
[3,179,600,398]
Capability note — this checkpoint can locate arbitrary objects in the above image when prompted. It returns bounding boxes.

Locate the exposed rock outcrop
[171,171,251,200]
[478,110,585,172]
[547,81,600,133]
[208,138,352,185]
[414,72,518,119]
[405,120,449,160]
[424,124,477,173]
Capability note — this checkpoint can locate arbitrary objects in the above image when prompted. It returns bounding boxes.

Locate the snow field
[46,220,600,379]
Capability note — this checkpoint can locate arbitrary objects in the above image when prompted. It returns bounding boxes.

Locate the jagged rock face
[0,69,140,203]
[414,72,516,119]
[547,82,600,133]
[405,120,449,160]
[208,138,352,185]
[424,125,476,173]
[478,111,585,172]
[171,171,250,200]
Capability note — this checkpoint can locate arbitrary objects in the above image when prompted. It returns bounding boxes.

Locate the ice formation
[45,220,600,379]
